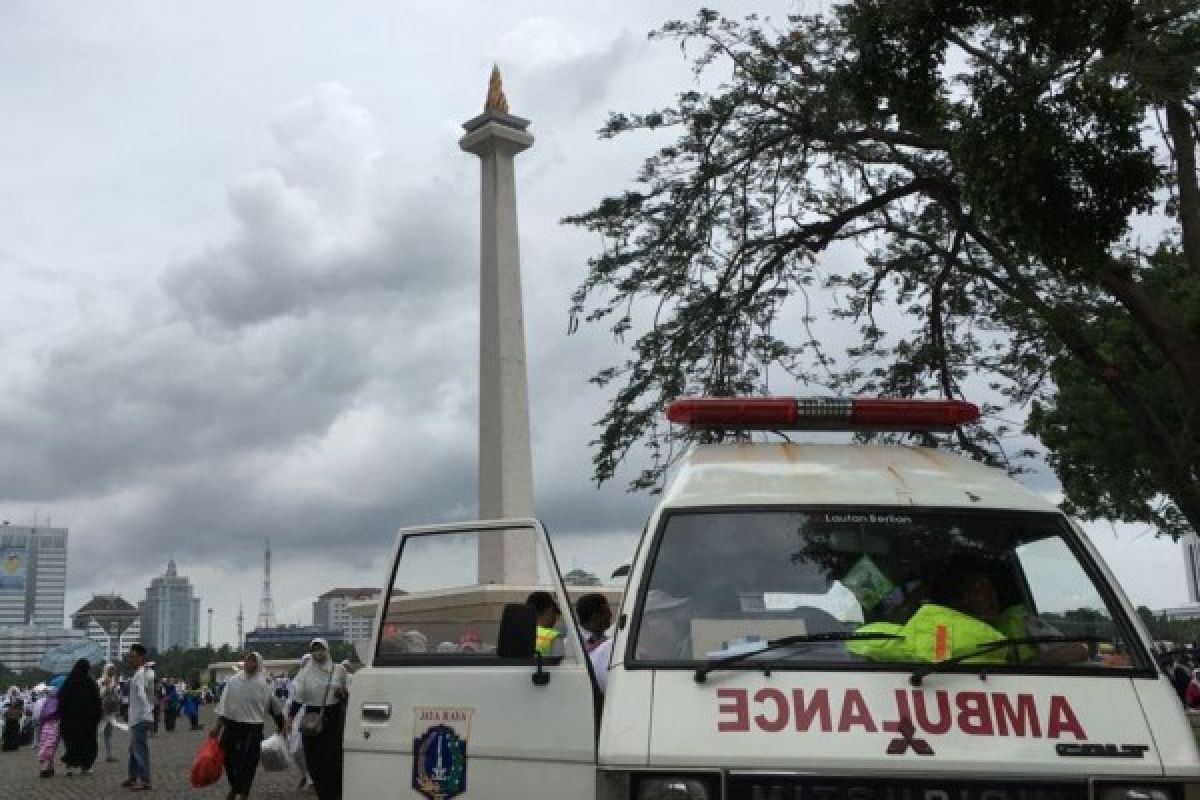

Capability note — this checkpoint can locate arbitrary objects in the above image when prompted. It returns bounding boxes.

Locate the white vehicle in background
[345,397,1200,800]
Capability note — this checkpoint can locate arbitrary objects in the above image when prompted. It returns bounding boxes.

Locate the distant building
[206,657,300,684]
[72,594,142,663]
[313,588,379,642]
[1184,533,1200,604]
[245,624,343,650]
[562,568,601,587]
[1159,605,1200,622]
[139,560,201,653]
[0,626,86,671]
[0,525,68,628]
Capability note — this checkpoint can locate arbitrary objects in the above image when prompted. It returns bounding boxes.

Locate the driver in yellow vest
[526,591,563,656]
[850,566,1088,665]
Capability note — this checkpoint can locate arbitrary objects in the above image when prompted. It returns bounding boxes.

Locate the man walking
[122,644,153,791]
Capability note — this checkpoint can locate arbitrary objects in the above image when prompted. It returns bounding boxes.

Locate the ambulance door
[343,519,597,800]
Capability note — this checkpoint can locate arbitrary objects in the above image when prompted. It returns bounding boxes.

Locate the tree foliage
[566,1,1200,536]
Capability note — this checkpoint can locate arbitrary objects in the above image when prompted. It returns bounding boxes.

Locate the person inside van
[576,594,613,653]
[852,561,1088,665]
[936,564,1090,665]
[526,591,562,656]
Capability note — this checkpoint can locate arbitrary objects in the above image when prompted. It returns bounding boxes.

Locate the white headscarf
[293,641,347,706]
[216,652,277,724]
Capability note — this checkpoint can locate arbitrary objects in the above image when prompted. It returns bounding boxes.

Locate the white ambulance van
[345,397,1200,800]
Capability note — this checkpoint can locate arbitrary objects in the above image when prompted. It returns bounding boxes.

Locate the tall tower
[1184,534,1200,604]
[236,602,244,650]
[255,540,277,630]
[460,67,539,585]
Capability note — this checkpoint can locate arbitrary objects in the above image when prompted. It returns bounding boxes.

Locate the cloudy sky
[0,0,1185,648]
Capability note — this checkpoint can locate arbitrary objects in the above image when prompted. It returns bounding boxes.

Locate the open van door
[344,519,598,800]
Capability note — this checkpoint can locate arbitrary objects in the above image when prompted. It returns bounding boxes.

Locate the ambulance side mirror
[497,603,537,659]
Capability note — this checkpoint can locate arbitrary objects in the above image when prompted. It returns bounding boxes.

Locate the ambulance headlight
[634,773,718,800]
[1096,786,1176,800]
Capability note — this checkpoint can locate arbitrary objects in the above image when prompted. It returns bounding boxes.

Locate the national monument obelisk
[460,67,538,585]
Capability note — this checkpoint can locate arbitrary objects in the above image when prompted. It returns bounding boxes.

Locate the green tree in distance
[566,2,1200,537]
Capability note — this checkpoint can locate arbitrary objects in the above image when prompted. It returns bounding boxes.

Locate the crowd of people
[1162,649,1200,710]
[0,638,355,799]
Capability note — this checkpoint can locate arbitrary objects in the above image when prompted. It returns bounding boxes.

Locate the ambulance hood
[647,671,1195,776]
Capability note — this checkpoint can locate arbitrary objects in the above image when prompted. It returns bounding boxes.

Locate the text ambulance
[346,397,1200,800]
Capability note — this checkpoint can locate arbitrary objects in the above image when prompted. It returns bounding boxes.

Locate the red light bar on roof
[665,397,980,432]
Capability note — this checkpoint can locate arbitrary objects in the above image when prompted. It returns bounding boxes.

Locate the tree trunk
[1166,99,1200,278]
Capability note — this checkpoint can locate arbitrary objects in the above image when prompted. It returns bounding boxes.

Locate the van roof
[660,442,1059,513]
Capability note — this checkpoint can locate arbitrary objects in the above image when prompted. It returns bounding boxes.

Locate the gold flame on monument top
[485,64,509,114]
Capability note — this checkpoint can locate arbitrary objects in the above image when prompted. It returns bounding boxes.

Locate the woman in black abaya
[58,659,103,775]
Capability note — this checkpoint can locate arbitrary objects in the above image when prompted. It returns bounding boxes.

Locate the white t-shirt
[589,638,614,693]
[216,671,280,725]
[292,661,348,707]
[128,667,154,724]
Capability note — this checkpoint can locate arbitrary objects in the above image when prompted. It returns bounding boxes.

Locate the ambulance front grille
[725,775,1089,800]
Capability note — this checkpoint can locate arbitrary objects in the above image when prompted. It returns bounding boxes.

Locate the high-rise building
[313,588,379,642]
[0,524,68,628]
[72,594,142,663]
[139,560,201,653]
[1184,533,1200,604]
[0,626,86,670]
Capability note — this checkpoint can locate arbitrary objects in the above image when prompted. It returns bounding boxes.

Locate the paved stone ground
[0,706,310,799]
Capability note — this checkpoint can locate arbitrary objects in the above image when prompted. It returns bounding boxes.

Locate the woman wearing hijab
[162,680,180,731]
[286,638,348,800]
[59,658,103,775]
[211,652,285,800]
[2,686,23,751]
[98,664,121,762]
[181,686,202,730]
[33,683,62,777]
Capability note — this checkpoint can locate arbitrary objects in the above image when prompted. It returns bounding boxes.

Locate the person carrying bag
[296,667,333,736]
[286,639,348,800]
[210,652,285,800]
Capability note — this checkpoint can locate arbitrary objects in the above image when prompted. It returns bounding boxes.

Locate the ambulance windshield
[631,510,1145,671]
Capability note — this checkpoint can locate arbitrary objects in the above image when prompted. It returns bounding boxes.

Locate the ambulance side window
[373,527,578,667]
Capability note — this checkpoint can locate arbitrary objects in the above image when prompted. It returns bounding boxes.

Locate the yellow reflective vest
[848,604,1009,664]
[993,605,1039,662]
[535,625,560,656]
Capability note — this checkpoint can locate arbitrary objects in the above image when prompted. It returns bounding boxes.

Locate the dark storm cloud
[495,24,639,116]
[163,85,477,330]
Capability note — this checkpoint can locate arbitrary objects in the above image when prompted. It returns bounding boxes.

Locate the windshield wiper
[694,631,901,683]
[908,635,1109,687]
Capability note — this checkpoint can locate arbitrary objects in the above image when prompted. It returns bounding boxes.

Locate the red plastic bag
[190,736,224,788]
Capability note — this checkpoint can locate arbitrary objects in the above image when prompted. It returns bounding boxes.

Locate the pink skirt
[37,718,60,763]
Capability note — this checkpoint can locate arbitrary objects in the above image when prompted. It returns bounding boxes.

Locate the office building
[313,588,379,642]
[0,626,86,671]
[139,560,201,653]
[0,525,68,628]
[72,594,142,663]
[245,624,343,650]
[1184,533,1200,604]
